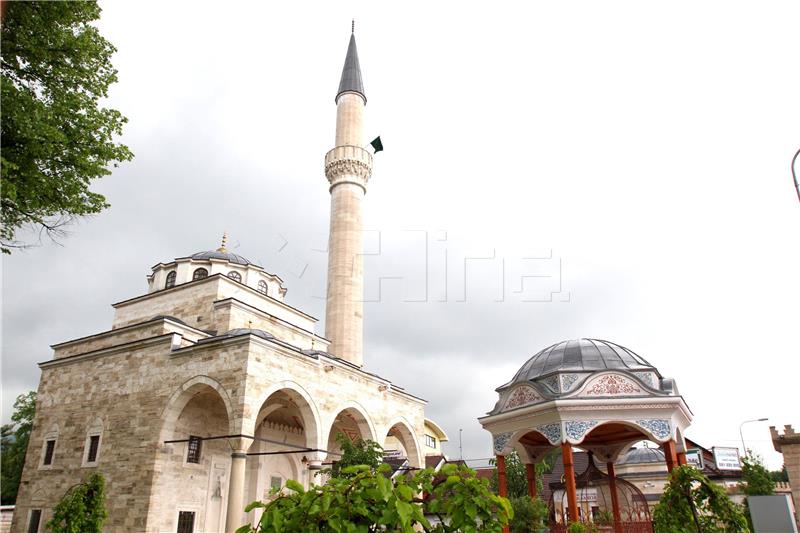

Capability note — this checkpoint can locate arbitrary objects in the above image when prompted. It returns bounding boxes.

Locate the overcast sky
[2,1,799,470]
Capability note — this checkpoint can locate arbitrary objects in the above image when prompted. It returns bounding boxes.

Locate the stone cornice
[40,334,177,368]
[213,297,327,347]
[50,316,209,350]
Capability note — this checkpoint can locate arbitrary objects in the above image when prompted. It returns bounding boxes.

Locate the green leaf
[285,479,304,494]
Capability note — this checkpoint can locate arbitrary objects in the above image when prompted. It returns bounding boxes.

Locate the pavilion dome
[509,338,659,386]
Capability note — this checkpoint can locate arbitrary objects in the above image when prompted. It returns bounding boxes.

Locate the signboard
[577,488,597,503]
[712,447,742,471]
[685,448,704,469]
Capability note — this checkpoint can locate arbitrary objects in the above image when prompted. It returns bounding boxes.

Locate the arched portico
[150,377,235,533]
[325,404,377,460]
[382,418,423,469]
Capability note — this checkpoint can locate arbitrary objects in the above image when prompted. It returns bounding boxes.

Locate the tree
[769,465,789,483]
[237,463,512,533]
[0,391,36,504]
[329,432,385,477]
[509,495,548,533]
[490,450,554,499]
[47,472,107,533]
[740,452,775,496]
[652,465,748,533]
[1,1,133,253]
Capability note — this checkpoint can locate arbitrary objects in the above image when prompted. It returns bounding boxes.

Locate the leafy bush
[509,496,547,532]
[237,463,511,533]
[652,465,748,533]
[46,472,107,533]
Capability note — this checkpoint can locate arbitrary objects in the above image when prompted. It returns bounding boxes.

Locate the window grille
[186,436,202,464]
[165,271,177,289]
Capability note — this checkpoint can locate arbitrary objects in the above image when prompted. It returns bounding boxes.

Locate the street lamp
[739,418,769,457]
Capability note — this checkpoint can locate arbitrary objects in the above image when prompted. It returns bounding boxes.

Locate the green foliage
[1,0,133,253]
[329,432,385,477]
[46,472,107,533]
[0,391,36,504]
[489,451,554,498]
[509,496,547,533]
[237,463,512,533]
[652,465,748,533]
[740,452,775,496]
[567,522,598,533]
[594,509,614,525]
[769,465,789,483]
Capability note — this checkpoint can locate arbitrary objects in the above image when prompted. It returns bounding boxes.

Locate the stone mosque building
[12,31,449,533]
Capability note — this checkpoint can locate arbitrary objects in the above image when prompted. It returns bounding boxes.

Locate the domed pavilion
[478,339,692,532]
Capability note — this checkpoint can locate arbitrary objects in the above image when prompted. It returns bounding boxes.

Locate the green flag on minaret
[370,136,383,154]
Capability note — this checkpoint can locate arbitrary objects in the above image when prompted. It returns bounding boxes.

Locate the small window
[186,436,202,464]
[43,440,55,465]
[270,476,282,491]
[28,509,42,533]
[165,271,177,289]
[258,280,268,295]
[176,511,195,533]
[87,435,101,463]
[425,434,436,448]
[227,271,242,282]
[192,268,208,281]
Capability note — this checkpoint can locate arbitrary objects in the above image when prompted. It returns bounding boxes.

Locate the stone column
[562,443,579,524]
[607,462,622,533]
[662,440,678,473]
[225,438,249,533]
[526,462,537,499]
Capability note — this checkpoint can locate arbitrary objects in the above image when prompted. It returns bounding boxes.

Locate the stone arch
[580,419,671,448]
[381,417,423,468]
[325,402,377,458]
[159,375,235,442]
[246,380,323,451]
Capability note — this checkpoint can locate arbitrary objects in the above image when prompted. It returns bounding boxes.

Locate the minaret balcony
[324,145,373,190]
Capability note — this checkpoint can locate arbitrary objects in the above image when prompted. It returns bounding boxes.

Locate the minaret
[324,27,372,367]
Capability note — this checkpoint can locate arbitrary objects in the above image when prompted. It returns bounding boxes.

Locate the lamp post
[739,418,768,457]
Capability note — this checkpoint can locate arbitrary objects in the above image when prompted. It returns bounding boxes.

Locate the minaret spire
[336,28,365,104]
[323,28,374,367]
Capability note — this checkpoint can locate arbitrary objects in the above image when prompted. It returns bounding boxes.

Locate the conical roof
[336,32,365,103]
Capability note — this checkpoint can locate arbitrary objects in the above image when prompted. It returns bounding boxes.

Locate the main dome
[510,338,658,385]
[189,249,254,266]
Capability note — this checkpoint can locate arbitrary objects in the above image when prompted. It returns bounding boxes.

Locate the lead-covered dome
[189,249,254,266]
[510,338,658,385]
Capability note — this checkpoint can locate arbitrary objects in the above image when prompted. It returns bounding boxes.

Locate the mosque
[11,31,448,533]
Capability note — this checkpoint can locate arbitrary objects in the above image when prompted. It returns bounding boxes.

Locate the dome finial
[351,19,355,33]
[217,231,228,253]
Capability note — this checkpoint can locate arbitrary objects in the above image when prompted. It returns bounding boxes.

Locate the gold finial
[217,232,228,253]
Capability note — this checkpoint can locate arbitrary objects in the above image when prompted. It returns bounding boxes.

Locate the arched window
[227,271,242,282]
[39,424,59,469]
[192,268,208,281]
[165,271,177,289]
[82,418,104,466]
[257,280,268,295]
